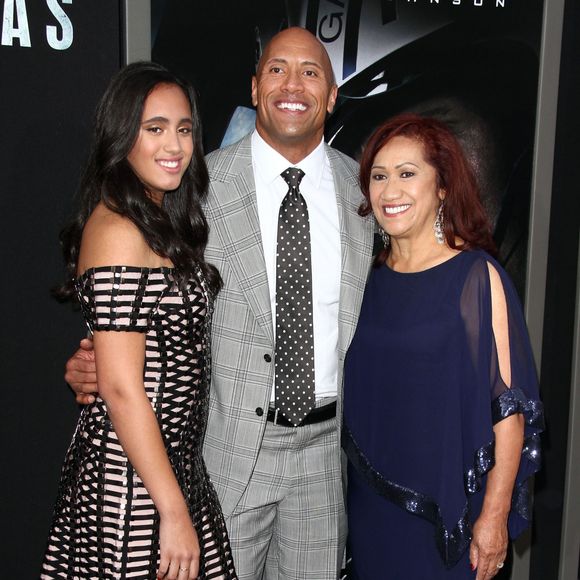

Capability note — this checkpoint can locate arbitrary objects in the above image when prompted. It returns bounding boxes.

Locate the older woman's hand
[469,512,508,579]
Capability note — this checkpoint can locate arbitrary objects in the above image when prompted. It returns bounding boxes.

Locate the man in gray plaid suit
[66,27,374,579]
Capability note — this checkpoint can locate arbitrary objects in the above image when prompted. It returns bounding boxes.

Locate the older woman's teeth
[384,205,411,214]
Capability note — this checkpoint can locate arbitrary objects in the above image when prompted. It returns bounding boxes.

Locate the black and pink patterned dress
[42,266,237,579]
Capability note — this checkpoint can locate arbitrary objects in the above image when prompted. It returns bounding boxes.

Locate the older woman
[343,114,543,580]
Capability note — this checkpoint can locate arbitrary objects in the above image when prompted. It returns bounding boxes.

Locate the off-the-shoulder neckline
[76,265,175,282]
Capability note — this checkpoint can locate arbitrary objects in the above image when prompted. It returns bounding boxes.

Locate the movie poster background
[152,0,544,301]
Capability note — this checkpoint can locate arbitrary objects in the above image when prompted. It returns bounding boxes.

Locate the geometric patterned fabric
[275,168,316,426]
[41,266,237,579]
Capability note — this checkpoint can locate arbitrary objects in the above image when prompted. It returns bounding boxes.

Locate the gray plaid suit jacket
[202,134,374,518]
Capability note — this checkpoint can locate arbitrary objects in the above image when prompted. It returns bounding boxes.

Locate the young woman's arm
[79,207,200,580]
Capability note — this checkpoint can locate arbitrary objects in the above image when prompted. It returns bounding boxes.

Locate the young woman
[42,62,237,580]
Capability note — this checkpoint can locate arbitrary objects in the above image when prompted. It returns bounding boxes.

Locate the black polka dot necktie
[275,167,315,427]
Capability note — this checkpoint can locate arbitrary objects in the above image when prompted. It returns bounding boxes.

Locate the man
[67,27,374,579]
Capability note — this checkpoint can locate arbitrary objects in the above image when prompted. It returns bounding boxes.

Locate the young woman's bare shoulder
[77,203,152,274]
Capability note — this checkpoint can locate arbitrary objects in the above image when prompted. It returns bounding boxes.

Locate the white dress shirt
[251,131,341,401]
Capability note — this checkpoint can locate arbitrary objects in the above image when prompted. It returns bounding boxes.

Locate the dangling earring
[434,202,445,245]
[380,227,390,249]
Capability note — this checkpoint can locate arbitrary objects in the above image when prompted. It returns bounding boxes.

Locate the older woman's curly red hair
[359,113,496,266]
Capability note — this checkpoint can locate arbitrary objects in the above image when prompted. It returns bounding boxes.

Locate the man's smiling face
[251,27,337,163]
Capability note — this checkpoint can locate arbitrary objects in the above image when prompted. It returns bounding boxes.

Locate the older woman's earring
[434,203,445,245]
[380,227,390,249]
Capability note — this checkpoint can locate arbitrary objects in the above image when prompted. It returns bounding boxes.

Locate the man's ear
[326,84,338,114]
[251,76,258,107]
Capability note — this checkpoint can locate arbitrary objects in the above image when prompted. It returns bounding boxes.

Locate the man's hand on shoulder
[65,338,98,405]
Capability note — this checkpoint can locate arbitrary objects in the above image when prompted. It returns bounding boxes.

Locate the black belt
[267,401,337,427]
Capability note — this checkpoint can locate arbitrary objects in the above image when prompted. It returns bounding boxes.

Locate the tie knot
[281,167,305,189]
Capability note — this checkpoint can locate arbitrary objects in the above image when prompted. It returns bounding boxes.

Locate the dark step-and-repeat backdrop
[1,1,577,578]
[0,1,123,576]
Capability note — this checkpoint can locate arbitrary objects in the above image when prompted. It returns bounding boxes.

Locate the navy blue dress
[343,250,543,579]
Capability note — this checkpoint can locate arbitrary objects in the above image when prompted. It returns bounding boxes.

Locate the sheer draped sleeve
[75,266,172,333]
[460,255,544,538]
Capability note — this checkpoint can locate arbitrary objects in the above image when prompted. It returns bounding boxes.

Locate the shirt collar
[251,130,326,189]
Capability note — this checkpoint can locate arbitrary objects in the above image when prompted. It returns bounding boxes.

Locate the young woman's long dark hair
[55,61,221,300]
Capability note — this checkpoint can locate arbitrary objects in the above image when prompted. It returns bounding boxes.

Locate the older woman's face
[369,136,444,242]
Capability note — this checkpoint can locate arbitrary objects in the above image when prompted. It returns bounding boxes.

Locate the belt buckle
[274,408,280,426]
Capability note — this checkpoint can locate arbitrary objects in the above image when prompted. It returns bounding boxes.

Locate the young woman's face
[127,83,194,205]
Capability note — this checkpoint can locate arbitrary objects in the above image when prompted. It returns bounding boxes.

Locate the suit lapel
[208,140,372,350]
[207,137,274,342]
[327,147,375,358]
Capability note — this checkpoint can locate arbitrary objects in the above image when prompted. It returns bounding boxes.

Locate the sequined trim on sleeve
[491,386,544,527]
[492,386,544,435]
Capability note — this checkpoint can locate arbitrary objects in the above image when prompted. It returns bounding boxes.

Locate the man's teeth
[278,102,307,111]
[384,204,411,214]
[159,160,178,168]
